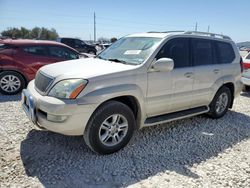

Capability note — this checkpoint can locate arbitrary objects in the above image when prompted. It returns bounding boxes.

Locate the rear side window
[48,46,78,59]
[216,42,235,64]
[0,44,7,51]
[192,39,214,66]
[75,39,85,47]
[23,46,47,56]
[0,44,12,51]
[156,38,190,68]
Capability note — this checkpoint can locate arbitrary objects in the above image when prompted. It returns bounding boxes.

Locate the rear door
[19,45,54,71]
[191,38,223,107]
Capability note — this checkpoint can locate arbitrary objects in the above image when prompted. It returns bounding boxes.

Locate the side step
[144,106,209,126]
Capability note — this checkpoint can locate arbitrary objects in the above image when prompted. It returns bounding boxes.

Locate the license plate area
[22,90,37,124]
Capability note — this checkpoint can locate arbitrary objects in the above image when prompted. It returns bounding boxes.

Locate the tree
[1,27,59,40]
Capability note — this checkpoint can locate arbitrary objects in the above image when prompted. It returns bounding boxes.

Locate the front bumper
[21,80,98,136]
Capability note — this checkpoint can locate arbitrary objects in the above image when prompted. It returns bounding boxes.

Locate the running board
[144,106,209,126]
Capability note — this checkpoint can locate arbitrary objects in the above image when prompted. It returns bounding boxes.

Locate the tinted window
[75,39,85,47]
[216,42,235,64]
[23,46,47,56]
[156,38,190,68]
[61,38,75,47]
[0,44,8,51]
[192,39,213,66]
[48,46,78,59]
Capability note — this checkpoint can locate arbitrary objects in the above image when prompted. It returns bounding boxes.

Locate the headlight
[48,79,88,99]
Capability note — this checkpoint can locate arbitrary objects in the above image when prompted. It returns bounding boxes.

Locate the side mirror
[153,58,174,72]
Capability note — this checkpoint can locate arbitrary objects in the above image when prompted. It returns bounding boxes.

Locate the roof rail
[148,31,185,33]
[184,31,231,40]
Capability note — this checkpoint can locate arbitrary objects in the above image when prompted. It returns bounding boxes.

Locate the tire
[0,71,26,95]
[84,101,135,155]
[208,86,232,119]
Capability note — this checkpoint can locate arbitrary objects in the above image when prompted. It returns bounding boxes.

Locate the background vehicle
[22,31,242,154]
[242,52,250,69]
[57,38,97,55]
[242,68,250,91]
[0,39,84,95]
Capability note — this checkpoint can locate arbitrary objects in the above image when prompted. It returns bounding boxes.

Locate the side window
[0,44,8,51]
[192,39,214,66]
[156,38,190,68]
[62,39,73,47]
[23,46,47,56]
[75,40,85,47]
[216,42,235,64]
[48,46,78,59]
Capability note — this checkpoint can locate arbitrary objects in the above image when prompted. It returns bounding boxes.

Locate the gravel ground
[1,93,250,188]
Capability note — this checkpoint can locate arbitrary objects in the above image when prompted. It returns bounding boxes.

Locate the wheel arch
[0,69,29,86]
[223,82,235,109]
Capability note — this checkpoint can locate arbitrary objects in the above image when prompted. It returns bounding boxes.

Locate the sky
[0,0,249,42]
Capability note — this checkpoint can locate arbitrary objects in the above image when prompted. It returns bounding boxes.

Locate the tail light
[240,58,244,73]
[243,62,250,69]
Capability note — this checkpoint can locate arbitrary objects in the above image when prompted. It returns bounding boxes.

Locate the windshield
[97,37,161,65]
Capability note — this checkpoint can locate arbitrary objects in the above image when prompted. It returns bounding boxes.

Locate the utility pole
[207,25,210,33]
[195,22,198,31]
[94,12,96,42]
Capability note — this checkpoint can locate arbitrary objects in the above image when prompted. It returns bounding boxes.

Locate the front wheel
[0,71,26,95]
[208,86,232,119]
[84,101,135,155]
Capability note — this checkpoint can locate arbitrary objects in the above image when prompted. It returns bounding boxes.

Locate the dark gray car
[57,38,97,55]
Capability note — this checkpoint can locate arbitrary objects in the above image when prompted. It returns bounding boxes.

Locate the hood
[39,58,137,79]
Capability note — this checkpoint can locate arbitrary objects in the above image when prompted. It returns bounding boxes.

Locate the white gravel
[1,93,250,188]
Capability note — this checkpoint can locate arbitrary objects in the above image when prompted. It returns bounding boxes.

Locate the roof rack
[184,31,231,40]
[148,31,185,33]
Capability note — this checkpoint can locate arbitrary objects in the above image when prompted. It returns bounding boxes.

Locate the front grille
[35,71,53,92]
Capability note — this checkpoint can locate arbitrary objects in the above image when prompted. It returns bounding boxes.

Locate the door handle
[213,69,220,74]
[184,72,193,78]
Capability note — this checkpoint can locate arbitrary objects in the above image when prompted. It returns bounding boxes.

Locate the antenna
[94,12,96,42]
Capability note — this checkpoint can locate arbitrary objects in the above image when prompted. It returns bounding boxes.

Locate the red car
[0,39,84,95]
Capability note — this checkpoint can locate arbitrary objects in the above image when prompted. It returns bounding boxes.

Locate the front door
[146,37,194,117]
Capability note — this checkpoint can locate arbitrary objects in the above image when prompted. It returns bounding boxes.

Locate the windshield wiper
[107,58,129,64]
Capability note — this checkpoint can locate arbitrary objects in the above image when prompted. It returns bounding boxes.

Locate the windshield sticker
[124,50,141,55]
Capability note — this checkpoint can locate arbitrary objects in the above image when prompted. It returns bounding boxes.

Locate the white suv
[22,31,243,154]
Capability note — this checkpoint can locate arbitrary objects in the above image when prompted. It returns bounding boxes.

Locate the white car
[22,31,242,154]
[242,69,250,91]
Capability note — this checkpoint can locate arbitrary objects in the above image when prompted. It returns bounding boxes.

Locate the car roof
[0,39,79,53]
[126,31,232,41]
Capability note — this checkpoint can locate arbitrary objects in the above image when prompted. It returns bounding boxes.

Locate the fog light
[47,114,68,122]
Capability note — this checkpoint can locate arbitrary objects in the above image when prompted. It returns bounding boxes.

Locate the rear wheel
[84,101,135,155]
[208,86,231,119]
[0,71,25,95]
